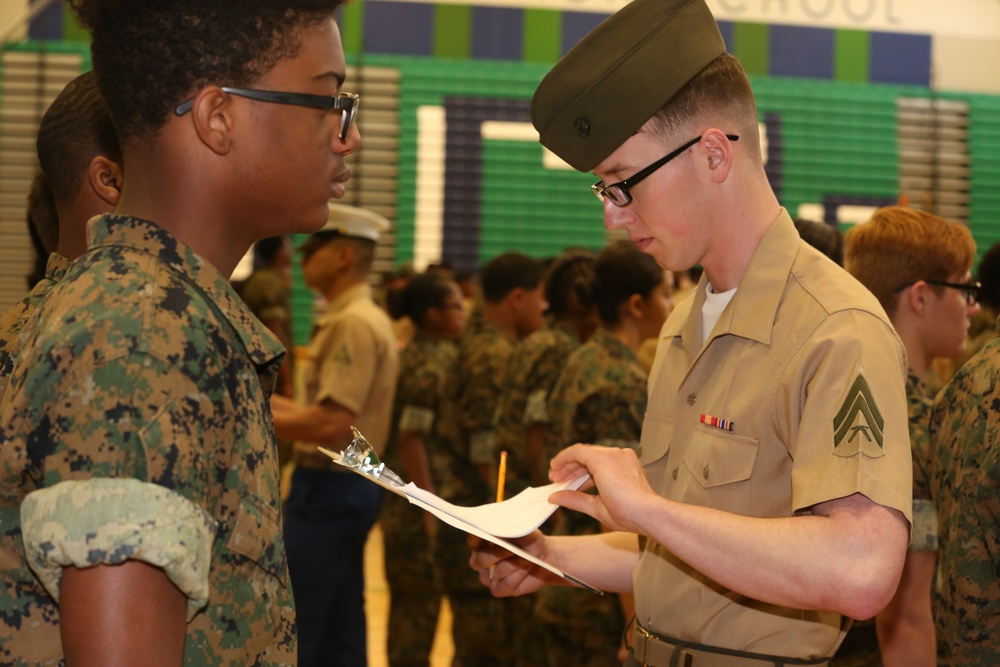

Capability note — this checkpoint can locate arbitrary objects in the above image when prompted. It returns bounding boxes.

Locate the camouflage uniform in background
[431,320,516,667]
[493,319,580,495]
[381,332,455,667]
[491,319,580,666]
[835,370,937,667]
[0,253,69,404]
[536,327,647,667]
[0,215,296,666]
[930,334,1000,667]
[239,265,295,466]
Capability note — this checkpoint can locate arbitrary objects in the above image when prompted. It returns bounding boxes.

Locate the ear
[700,129,735,184]
[904,280,929,316]
[624,293,645,320]
[87,156,123,208]
[506,287,526,311]
[186,86,236,156]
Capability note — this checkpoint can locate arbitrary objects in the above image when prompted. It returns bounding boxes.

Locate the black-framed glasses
[895,279,981,306]
[174,87,360,142]
[592,134,740,207]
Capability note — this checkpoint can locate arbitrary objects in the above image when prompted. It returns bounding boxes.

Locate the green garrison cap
[530,0,725,172]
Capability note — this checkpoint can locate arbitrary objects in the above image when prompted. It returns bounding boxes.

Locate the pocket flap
[638,414,672,465]
[226,492,288,586]
[683,429,758,489]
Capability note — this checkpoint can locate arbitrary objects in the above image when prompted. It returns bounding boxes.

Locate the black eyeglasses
[592,134,740,207]
[174,87,360,142]
[895,279,981,306]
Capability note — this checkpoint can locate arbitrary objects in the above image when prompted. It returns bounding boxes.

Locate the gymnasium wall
[3,0,1000,345]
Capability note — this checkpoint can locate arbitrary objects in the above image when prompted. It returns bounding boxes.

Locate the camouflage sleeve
[523,389,550,424]
[909,498,937,552]
[571,387,645,450]
[459,342,510,465]
[399,406,435,434]
[21,477,218,621]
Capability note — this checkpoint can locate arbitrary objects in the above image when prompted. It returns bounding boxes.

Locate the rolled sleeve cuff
[399,405,435,434]
[523,390,550,424]
[21,478,218,622]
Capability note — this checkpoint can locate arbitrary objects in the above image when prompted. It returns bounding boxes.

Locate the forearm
[547,531,639,594]
[876,550,936,667]
[399,431,435,493]
[271,399,355,445]
[637,493,907,619]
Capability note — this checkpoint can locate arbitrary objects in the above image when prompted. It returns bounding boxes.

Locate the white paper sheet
[318,447,602,594]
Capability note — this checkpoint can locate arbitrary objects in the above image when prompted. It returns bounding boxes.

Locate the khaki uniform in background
[284,281,398,667]
[930,332,1000,666]
[635,211,912,659]
[537,327,648,667]
[381,332,454,667]
[0,216,295,665]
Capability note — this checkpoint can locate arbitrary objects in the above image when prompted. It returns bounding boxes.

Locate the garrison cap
[530,0,726,172]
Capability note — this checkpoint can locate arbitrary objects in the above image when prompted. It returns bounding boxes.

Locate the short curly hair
[66,0,347,143]
[36,70,119,207]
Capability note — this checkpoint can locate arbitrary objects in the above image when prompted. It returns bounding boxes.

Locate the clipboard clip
[338,426,406,488]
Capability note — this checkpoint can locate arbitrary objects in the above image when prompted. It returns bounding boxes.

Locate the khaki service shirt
[634,210,912,659]
[299,283,398,455]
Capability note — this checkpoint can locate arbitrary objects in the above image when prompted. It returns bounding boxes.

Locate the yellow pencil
[496,450,508,504]
[489,451,508,584]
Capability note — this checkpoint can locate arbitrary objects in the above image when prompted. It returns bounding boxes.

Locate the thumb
[548,489,594,516]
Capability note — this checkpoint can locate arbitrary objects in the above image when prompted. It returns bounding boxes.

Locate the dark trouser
[284,468,382,667]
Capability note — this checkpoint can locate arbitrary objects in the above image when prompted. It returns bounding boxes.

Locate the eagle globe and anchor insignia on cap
[832,373,885,458]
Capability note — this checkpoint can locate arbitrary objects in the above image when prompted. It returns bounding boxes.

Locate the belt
[632,624,833,667]
[292,443,349,472]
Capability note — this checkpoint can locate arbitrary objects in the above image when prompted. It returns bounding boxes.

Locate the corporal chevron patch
[833,373,885,458]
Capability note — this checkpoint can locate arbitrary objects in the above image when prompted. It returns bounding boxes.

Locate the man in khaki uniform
[470,1,913,665]
[272,204,399,667]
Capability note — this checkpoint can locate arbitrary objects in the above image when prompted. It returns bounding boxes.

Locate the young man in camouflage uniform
[432,252,546,667]
[471,1,912,664]
[0,70,121,406]
[537,241,672,667]
[844,206,979,666]
[0,0,358,663]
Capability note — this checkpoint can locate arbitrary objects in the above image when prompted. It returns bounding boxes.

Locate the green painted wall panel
[522,10,561,64]
[733,23,769,76]
[434,5,472,59]
[834,29,869,83]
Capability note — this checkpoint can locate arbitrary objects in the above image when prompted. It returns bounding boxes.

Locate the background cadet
[272,204,399,667]
[958,239,1000,367]
[0,0,359,663]
[470,1,912,665]
[490,248,597,665]
[25,171,59,289]
[0,70,121,404]
[239,236,296,402]
[493,248,598,495]
[844,206,978,666]
[929,300,1000,665]
[537,240,672,667]
[431,251,546,667]
[381,270,467,667]
[793,217,845,266]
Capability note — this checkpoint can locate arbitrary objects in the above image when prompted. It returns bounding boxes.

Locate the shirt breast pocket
[683,428,759,514]
[639,413,673,493]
